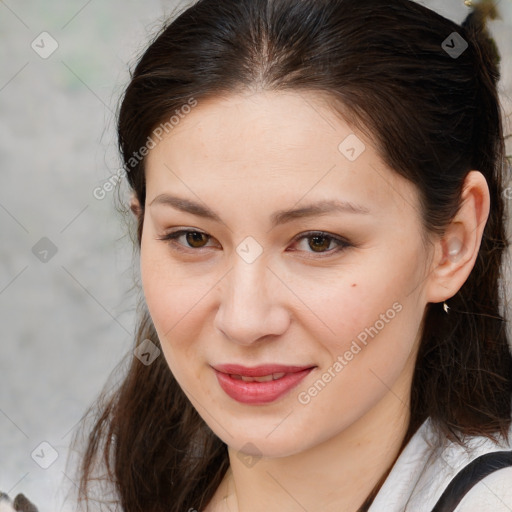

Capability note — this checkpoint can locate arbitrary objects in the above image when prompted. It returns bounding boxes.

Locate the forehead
[148,90,356,167]
[144,90,420,221]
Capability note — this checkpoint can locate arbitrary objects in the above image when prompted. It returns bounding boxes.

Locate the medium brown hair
[68,1,512,511]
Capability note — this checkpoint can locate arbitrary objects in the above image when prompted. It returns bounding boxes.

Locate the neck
[223,378,412,512]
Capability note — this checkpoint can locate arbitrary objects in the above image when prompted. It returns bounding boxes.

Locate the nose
[214,256,290,346]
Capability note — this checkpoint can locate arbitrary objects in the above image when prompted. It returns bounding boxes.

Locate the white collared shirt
[369,417,512,511]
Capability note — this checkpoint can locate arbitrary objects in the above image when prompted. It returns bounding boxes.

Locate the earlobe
[425,170,490,304]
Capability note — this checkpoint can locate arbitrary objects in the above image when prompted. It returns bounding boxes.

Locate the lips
[212,363,316,404]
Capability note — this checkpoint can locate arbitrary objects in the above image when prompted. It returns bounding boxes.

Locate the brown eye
[290,231,351,257]
[307,234,332,252]
[183,231,209,248]
[157,229,214,251]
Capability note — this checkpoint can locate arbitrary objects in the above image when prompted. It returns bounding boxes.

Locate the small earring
[464,0,473,6]
[443,301,450,313]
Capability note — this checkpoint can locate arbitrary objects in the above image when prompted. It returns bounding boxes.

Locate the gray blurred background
[1,1,511,511]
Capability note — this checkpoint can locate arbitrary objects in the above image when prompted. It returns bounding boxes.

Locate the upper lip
[212,363,316,377]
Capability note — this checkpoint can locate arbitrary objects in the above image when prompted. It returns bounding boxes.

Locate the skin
[131,90,490,512]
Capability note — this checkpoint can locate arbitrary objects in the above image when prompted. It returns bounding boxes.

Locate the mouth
[211,363,316,404]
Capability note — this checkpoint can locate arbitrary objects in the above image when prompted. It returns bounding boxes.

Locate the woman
[67,0,512,510]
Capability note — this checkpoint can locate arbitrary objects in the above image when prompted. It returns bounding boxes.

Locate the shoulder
[369,418,512,512]
[454,466,512,512]
[418,424,512,512]
[427,428,512,512]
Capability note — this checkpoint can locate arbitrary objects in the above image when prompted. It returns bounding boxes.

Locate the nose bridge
[214,249,288,345]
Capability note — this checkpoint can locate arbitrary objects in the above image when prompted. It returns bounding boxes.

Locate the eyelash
[156,229,351,258]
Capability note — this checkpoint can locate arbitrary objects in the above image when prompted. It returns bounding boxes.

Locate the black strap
[430,450,512,511]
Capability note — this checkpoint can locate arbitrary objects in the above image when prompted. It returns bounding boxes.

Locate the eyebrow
[149,193,371,228]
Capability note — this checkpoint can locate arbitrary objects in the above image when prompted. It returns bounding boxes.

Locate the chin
[218,423,311,460]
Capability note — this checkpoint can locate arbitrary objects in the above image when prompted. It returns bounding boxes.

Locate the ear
[130,192,142,217]
[425,170,490,304]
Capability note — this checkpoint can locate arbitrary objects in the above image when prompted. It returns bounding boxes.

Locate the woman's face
[140,90,435,457]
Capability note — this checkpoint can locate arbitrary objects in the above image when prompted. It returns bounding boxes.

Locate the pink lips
[212,363,315,404]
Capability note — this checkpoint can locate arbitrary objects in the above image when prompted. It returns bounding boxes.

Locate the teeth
[242,375,273,382]
[230,372,287,382]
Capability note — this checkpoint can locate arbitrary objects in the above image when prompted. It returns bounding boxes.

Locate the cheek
[293,283,419,431]
[299,252,423,371]
[139,242,209,373]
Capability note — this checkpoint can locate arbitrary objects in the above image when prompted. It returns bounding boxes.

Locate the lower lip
[213,368,314,404]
